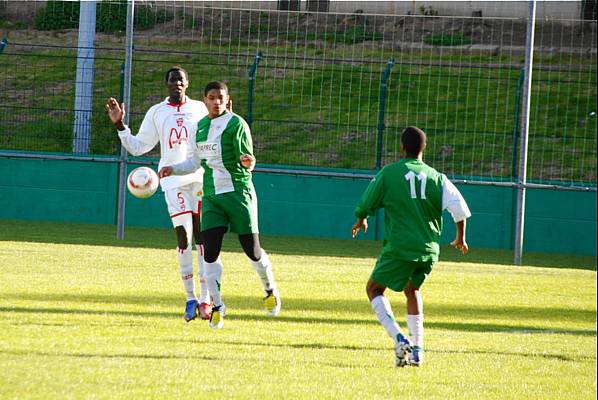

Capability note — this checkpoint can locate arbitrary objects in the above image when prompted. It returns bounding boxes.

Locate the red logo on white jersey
[169,118,189,148]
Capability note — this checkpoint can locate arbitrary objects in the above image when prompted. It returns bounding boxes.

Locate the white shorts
[163,182,202,227]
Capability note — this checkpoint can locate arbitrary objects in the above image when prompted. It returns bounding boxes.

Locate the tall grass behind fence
[0,41,124,155]
[0,1,596,188]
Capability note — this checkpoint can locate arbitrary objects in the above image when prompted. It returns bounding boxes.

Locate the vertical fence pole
[510,68,525,250]
[514,0,537,265]
[116,0,135,240]
[72,0,97,154]
[376,57,395,170]
[510,68,525,178]
[247,51,262,127]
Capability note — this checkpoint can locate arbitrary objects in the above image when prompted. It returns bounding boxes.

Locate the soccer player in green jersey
[351,126,471,367]
[159,81,280,329]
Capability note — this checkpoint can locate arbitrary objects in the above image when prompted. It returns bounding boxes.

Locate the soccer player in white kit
[106,66,212,322]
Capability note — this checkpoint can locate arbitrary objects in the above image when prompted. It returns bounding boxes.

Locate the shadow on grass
[2,293,596,323]
[2,293,595,337]
[3,345,590,367]
[0,349,218,361]
[160,338,595,363]
[0,220,595,270]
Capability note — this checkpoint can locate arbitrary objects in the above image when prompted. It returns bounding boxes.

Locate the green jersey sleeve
[355,170,385,218]
[233,116,254,159]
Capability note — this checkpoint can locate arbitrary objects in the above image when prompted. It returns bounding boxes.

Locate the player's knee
[366,279,384,300]
[239,234,261,261]
[403,282,418,298]
[203,247,219,263]
[175,226,189,250]
[204,255,217,263]
[245,249,261,262]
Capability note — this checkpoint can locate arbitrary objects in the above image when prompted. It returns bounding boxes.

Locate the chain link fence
[0,1,596,188]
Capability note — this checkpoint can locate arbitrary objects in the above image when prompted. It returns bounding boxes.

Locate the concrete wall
[328,1,582,20]
[1,1,586,21]
[0,157,595,256]
[201,1,585,19]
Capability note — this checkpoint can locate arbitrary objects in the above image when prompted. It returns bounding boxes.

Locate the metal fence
[0,1,596,189]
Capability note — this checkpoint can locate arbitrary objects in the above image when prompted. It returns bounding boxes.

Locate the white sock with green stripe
[250,250,276,292]
[406,313,424,348]
[371,295,404,346]
[205,257,223,307]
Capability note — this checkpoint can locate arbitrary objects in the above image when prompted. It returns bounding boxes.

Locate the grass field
[0,221,595,399]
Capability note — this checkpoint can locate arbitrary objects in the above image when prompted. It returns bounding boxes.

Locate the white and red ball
[127,167,159,199]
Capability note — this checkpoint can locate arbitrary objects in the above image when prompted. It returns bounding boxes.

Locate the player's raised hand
[450,237,469,254]
[158,166,173,178]
[351,218,368,238]
[106,97,126,130]
[240,154,255,171]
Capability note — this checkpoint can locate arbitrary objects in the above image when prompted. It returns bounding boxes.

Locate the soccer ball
[127,167,159,199]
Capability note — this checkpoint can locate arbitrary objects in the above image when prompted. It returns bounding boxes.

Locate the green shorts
[371,255,434,292]
[200,189,259,235]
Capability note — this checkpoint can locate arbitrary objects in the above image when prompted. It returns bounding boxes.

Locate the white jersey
[117,97,208,191]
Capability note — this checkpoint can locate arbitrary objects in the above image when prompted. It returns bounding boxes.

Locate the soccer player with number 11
[352,126,471,367]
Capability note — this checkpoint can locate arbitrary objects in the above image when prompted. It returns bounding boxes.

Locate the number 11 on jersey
[405,171,427,199]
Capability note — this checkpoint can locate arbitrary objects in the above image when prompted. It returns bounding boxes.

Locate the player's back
[380,158,444,262]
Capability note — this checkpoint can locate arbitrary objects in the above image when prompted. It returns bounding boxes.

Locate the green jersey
[195,111,254,196]
[355,158,445,263]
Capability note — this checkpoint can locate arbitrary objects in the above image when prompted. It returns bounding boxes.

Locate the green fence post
[0,38,7,54]
[247,51,263,127]
[376,57,395,170]
[511,68,525,178]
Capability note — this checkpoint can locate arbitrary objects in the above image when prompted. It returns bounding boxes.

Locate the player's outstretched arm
[351,217,368,238]
[450,219,469,254]
[105,97,126,131]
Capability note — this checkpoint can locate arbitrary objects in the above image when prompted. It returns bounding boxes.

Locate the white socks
[195,244,210,304]
[204,257,223,307]
[406,313,424,348]
[371,295,402,346]
[177,247,196,301]
[250,250,276,292]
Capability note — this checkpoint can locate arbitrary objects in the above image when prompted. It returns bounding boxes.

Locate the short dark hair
[401,126,426,156]
[165,66,188,82]
[204,81,229,96]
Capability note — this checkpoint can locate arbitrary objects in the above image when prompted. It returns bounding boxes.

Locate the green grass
[0,220,596,399]
[424,32,474,46]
